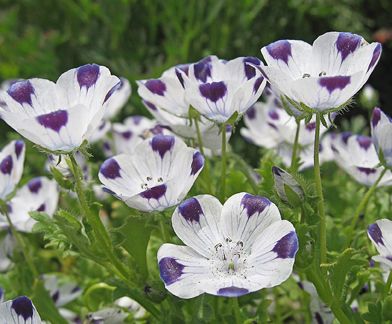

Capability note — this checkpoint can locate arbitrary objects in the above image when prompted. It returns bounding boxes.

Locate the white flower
[112,115,173,155]
[0,177,59,232]
[89,120,111,143]
[43,274,82,308]
[368,219,392,269]
[0,140,25,200]
[371,107,392,167]
[103,77,131,119]
[331,133,392,186]
[0,64,120,152]
[261,32,382,113]
[86,308,128,323]
[0,296,42,323]
[99,135,204,212]
[158,192,298,298]
[115,296,146,319]
[179,55,266,123]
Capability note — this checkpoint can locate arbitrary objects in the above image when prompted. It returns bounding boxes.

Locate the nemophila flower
[178,55,266,123]
[368,219,392,269]
[104,77,131,119]
[0,140,25,200]
[0,296,42,323]
[89,119,111,143]
[158,193,298,298]
[87,308,128,323]
[47,152,89,181]
[331,133,392,186]
[112,115,173,155]
[371,107,392,167]
[99,135,204,212]
[261,32,382,113]
[240,96,332,170]
[115,297,146,320]
[0,64,120,153]
[0,177,59,232]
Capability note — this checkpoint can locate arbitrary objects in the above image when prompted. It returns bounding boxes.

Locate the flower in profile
[0,140,25,200]
[368,219,392,269]
[0,177,59,232]
[272,166,304,205]
[0,64,120,153]
[99,135,204,212]
[158,192,298,298]
[103,77,131,120]
[0,295,42,323]
[178,55,266,123]
[371,107,392,167]
[261,32,382,113]
[331,133,392,186]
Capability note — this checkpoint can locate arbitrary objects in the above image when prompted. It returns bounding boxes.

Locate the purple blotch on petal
[368,223,384,245]
[241,194,270,217]
[28,178,42,193]
[336,32,362,61]
[266,40,292,64]
[243,57,261,79]
[273,231,298,258]
[319,76,351,94]
[356,135,372,150]
[253,76,264,93]
[104,79,123,103]
[37,203,46,212]
[367,44,382,72]
[199,82,227,102]
[132,116,142,125]
[178,197,203,223]
[357,167,377,175]
[143,100,157,111]
[175,64,189,88]
[51,291,59,303]
[268,110,279,120]
[191,151,204,175]
[217,286,249,297]
[140,184,166,200]
[77,64,100,89]
[36,110,68,132]
[341,131,352,144]
[100,158,121,179]
[305,122,316,131]
[246,106,256,119]
[145,79,166,96]
[315,312,323,324]
[151,135,175,158]
[11,296,34,320]
[372,108,382,127]
[121,131,132,139]
[194,56,212,82]
[7,80,35,106]
[159,257,184,285]
[14,140,24,158]
[0,155,13,175]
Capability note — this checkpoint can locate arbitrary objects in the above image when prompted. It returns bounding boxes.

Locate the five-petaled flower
[99,134,204,212]
[368,219,392,269]
[260,32,382,113]
[177,55,266,123]
[371,107,392,168]
[158,192,298,298]
[0,64,120,153]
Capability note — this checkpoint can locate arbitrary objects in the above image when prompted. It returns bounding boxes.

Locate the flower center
[140,176,164,190]
[211,238,248,277]
[302,71,327,78]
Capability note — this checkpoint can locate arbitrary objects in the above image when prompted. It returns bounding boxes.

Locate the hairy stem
[220,123,227,201]
[290,120,301,171]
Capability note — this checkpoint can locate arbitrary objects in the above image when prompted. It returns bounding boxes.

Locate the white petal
[0,296,42,323]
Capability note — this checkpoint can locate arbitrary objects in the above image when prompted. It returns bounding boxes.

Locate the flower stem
[290,120,301,171]
[231,297,241,324]
[194,117,205,157]
[314,114,327,265]
[194,117,212,193]
[220,123,227,201]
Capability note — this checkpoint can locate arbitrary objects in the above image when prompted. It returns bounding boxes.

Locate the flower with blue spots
[158,192,298,298]
[260,32,382,113]
[177,55,266,123]
[371,107,392,168]
[0,64,120,153]
[368,219,392,269]
[0,295,42,323]
[99,134,204,212]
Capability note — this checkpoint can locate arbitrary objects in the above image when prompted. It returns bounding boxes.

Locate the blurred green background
[0,0,391,108]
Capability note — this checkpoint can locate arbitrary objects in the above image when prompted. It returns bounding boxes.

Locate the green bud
[272,166,304,207]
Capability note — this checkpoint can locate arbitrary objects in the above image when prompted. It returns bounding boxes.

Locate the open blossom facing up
[0,140,25,200]
[368,219,392,269]
[178,55,266,123]
[158,193,298,298]
[104,77,131,119]
[0,64,120,152]
[331,133,392,186]
[0,296,42,323]
[0,177,59,232]
[261,32,382,112]
[99,135,204,212]
[371,107,392,167]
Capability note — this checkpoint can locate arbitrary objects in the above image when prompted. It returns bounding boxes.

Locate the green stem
[290,120,301,171]
[383,271,392,298]
[1,204,39,277]
[229,152,258,193]
[194,117,212,193]
[231,298,241,324]
[314,114,327,265]
[194,117,205,157]
[220,123,227,201]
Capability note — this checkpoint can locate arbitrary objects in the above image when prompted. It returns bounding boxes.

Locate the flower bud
[359,85,379,110]
[272,166,304,206]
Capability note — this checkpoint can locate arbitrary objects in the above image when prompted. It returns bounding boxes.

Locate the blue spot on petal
[273,231,298,258]
[7,80,35,106]
[77,64,100,89]
[191,151,204,175]
[178,197,203,223]
[11,296,34,320]
[100,158,121,179]
[0,155,13,175]
[217,286,249,297]
[241,194,270,217]
[159,257,184,285]
[36,110,68,132]
[368,223,384,245]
